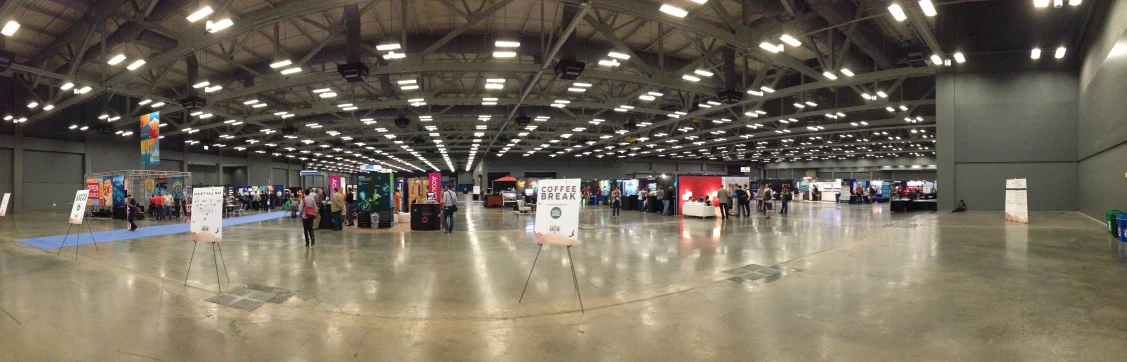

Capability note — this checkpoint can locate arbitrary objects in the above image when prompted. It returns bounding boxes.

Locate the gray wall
[937,62,1079,211]
[22,151,83,211]
[1078,0,1127,219]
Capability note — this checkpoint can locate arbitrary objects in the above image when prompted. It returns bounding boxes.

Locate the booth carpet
[16,211,289,250]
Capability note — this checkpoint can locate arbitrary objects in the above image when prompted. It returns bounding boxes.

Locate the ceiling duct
[337,4,369,83]
[180,54,205,111]
[716,47,743,104]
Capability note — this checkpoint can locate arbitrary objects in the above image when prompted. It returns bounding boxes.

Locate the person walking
[781,185,792,215]
[763,186,774,219]
[716,185,730,220]
[331,187,345,231]
[344,187,355,226]
[126,194,139,231]
[313,189,324,230]
[609,185,622,220]
[734,185,748,217]
[298,189,317,247]
[442,185,458,233]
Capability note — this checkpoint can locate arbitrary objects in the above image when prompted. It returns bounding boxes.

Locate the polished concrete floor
[1,202,1125,360]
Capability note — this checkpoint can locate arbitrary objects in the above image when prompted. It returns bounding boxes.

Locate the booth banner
[0,193,9,217]
[86,178,99,206]
[69,190,90,225]
[329,175,342,193]
[676,175,723,215]
[111,175,126,207]
[620,179,639,196]
[372,172,393,213]
[100,177,112,207]
[1005,178,1029,224]
[428,173,441,195]
[140,111,160,166]
[143,179,155,200]
[533,179,581,246]
[170,177,185,199]
[190,187,224,243]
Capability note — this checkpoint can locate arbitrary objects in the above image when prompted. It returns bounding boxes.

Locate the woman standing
[299,189,317,247]
[609,185,622,220]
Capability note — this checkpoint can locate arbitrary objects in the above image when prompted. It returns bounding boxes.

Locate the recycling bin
[1108,210,1123,237]
[1118,214,1127,242]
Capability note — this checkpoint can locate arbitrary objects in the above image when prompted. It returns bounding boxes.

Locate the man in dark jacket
[344,187,355,226]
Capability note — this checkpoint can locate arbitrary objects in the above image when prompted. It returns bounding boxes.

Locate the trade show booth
[84,170,191,220]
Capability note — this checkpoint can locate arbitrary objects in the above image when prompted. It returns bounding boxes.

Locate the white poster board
[0,193,9,217]
[189,187,224,243]
[533,179,581,246]
[473,186,481,195]
[1005,178,1029,224]
[69,190,89,225]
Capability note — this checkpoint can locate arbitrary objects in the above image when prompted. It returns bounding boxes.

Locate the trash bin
[1118,214,1127,243]
[1108,210,1123,237]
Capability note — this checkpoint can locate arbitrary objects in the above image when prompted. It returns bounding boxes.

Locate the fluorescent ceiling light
[953,52,966,63]
[312,88,332,93]
[930,54,943,65]
[495,40,520,48]
[780,34,802,47]
[397,79,416,85]
[823,71,838,80]
[193,81,210,88]
[1034,0,1050,6]
[269,60,292,68]
[43,104,55,111]
[888,4,908,21]
[204,85,223,93]
[108,116,121,122]
[639,95,655,101]
[793,103,805,109]
[761,86,775,93]
[607,51,631,60]
[280,67,301,75]
[319,92,337,98]
[107,54,126,65]
[60,82,75,90]
[206,18,234,33]
[877,91,888,98]
[138,99,152,105]
[1069,0,1082,5]
[747,90,763,96]
[694,69,713,77]
[251,103,266,108]
[186,6,214,22]
[659,4,688,18]
[1031,48,1041,59]
[1055,47,1066,59]
[598,59,621,67]
[376,43,401,51]
[384,52,406,59]
[568,87,586,92]
[1,21,19,36]
[27,101,38,109]
[409,98,425,102]
[915,0,937,16]
[648,91,664,96]
[485,83,503,89]
[150,102,165,108]
[574,82,592,87]
[840,68,855,77]
[759,42,782,53]
[806,101,818,107]
[681,75,700,82]
[401,85,419,90]
[486,78,505,83]
[493,51,517,58]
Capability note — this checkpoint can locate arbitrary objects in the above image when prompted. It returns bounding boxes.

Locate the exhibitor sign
[69,190,89,225]
[533,179,581,246]
[190,187,224,243]
[0,193,9,217]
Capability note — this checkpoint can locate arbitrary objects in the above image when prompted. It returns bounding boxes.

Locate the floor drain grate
[723,264,801,286]
[205,284,295,311]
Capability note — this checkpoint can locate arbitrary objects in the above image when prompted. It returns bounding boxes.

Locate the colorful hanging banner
[140,111,160,166]
[86,178,99,206]
[100,176,112,207]
[111,175,126,207]
[329,175,342,193]
[170,177,185,199]
[428,172,441,196]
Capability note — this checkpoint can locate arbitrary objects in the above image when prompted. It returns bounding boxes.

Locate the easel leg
[184,241,198,286]
[567,246,584,313]
[216,244,230,283]
[57,225,73,257]
[518,243,544,304]
[86,223,99,252]
[9,215,18,238]
[211,243,222,293]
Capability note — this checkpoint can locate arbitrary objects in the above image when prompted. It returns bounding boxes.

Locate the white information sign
[69,190,89,225]
[0,193,9,217]
[190,187,224,243]
[473,186,481,195]
[533,179,581,246]
[1005,178,1029,224]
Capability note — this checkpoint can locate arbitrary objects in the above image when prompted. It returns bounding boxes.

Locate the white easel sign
[1005,178,1029,224]
[0,193,10,217]
[69,190,90,225]
[533,179,581,246]
[190,187,224,243]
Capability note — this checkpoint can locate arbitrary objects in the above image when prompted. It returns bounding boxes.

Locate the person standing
[126,194,139,231]
[716,185,730,220]
[162,192,173,219]
[763,186,774,219]
[609,185,622,220]
[442,185,458,233]
[313,189,324,230]
[655,187,665,214]
[734,185,748,217]
[344,187,355,226]
[781,185,792,215]
[665,186,675,216]
[331,187,345,231]
[298,189,317,246]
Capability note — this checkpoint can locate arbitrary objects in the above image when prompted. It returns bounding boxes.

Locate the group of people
[293,187,347,247]
[124,192,190,231]
[146,192,176,220]
[697,183,792,220]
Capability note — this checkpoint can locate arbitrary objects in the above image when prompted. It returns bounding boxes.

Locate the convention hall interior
[0,0,1125,360]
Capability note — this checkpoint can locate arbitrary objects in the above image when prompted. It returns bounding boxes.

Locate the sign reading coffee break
[533,179,581,246]
[69,190,89,225]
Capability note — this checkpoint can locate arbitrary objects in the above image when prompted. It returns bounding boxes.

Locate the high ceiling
[0,0,1097,174]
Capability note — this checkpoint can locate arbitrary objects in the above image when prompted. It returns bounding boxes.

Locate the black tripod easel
[184,241,230,293]
[0,213,19,239]
[519,243,584,313]
[56,221,100,259]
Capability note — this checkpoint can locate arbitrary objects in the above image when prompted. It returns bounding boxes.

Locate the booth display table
[682,203,715,218]
[623,195,638,210]
[318,205,334,229]
[484,195,504,208]
[410,203,442,231]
